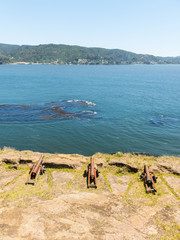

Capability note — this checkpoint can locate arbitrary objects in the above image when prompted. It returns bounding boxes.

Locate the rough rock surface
[0,149,180,240]
[0,149,88,169]
[157,156,180,175]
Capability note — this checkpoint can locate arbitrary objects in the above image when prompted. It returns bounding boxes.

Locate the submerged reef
[0,100,97,122]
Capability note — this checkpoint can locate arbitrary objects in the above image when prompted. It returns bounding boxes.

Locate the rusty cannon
[140,164,158,193]
[25,155,46,185]
[84,157,100,188]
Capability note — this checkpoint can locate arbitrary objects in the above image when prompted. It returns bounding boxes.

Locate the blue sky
[0,0,180,56]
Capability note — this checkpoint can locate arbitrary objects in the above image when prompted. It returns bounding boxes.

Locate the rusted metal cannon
[84,157,100,188]
[25,155,46,185]
[140,164,157,193]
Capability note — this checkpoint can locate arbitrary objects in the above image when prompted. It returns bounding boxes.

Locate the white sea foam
[82,110,97,115]
[65,99,96,106]
[84,101,96,106]
[66,99,81,103]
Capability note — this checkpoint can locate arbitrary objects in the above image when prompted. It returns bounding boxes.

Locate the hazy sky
[1,0,180,56]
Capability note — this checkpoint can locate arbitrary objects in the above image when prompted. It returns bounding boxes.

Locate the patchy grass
[65,167,83,190]
[0,178,54,201]
[7,165,15,170]
[105,156,110,163]
[124,176,135,198]
[48,167,74,173]
[121,173,169,207]
[0,147,17,154]
[160,222,180,240]
[5,171,25,187]
[1,162,29,171]
[46,169,53,188]
[0,168,54,200]
[160,175,180,201]
[0,150,180,240]
[165,205,171,209]
[1,162,13,170]
[114,152,124,158]
[47,167,75,185]
[155,215,180,240]
[115,166,129,176]
[1,185,53,200]
[101,169,112,192]
[17,165,29,171]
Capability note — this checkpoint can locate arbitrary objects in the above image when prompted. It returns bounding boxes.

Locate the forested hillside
[0,43,180,65]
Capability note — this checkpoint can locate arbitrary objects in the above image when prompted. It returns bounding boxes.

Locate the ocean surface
[0,64,180,156]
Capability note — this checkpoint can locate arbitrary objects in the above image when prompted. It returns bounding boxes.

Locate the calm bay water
[0,64,180,156]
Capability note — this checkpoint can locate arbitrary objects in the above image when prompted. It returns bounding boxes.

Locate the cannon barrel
[31,155,44,177]
[90,157,95,179]
[25,155,45,185]
[144,164,151,182]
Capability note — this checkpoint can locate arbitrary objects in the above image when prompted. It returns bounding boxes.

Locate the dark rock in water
[50,106,66,115]
[0,99,97,122]
[149,115,180,127]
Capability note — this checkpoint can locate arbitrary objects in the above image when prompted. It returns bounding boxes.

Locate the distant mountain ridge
[0,43,180,65]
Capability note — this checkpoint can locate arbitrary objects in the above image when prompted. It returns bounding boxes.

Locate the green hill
[0,43,180,65]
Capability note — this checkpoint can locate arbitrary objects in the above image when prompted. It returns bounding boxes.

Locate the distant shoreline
[2,62,180,66]
[1,43,180,65]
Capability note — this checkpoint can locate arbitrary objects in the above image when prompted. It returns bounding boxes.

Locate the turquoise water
[0,64,180,156]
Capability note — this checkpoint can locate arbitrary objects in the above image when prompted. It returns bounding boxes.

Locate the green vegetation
[0,43,180,65]
[160,175,180,201]
[155,215,180,240]
[101,169,112,192]
[46,169,53,188]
